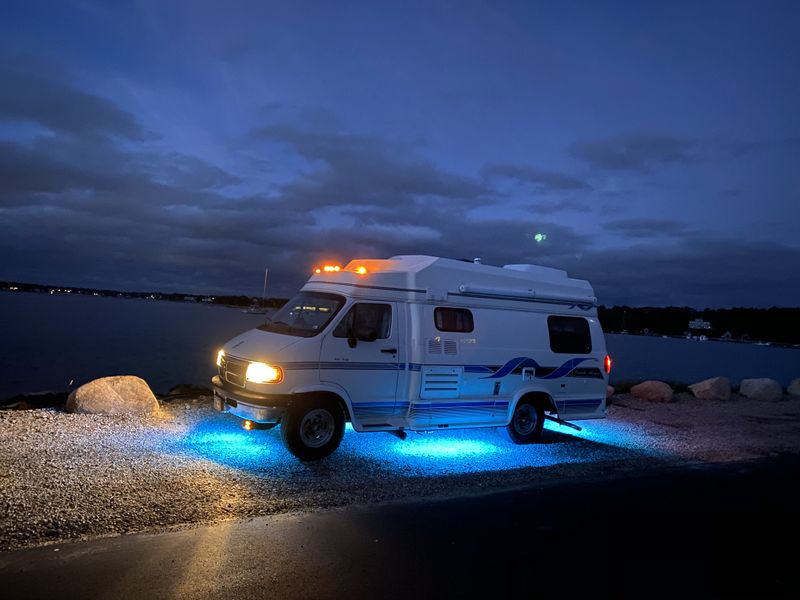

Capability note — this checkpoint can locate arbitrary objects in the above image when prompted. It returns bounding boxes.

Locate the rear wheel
[506,400,544,444]
[281,397,345,461]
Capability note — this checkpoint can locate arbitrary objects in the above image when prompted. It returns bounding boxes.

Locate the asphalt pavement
[2,455,798,599]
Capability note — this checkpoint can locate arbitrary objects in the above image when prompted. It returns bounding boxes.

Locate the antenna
[262,268,269,308]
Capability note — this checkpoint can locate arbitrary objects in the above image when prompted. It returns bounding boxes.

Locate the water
[0,291,797,399]
[605,333,798,387]
[0,291,266,397]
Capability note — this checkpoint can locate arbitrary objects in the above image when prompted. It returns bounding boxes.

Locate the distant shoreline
[1,280,288,310]
[3,281,798,346]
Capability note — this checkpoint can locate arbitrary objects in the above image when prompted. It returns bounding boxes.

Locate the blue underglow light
[182,426,275,469]
[394,438,500,459]
[173,407,664,476]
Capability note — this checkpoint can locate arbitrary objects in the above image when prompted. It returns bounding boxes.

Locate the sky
[1,0,798,307]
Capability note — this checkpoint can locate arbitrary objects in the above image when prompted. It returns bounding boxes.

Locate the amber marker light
[355,265,368,275]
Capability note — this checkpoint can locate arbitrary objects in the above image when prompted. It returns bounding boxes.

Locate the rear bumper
[211,375,291,423]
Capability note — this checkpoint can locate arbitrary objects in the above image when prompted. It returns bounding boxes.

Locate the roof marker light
[314,264,341,274]
[355,265,368,275]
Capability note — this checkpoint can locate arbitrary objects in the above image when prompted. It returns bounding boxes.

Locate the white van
[212,256,611,460]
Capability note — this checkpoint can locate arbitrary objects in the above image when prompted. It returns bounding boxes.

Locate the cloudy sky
[1,0,798,306]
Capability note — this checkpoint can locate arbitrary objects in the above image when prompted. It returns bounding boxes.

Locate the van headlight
[216,349,225,367]
[245,362,283,384]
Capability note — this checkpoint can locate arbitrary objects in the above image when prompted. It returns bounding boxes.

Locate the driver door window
[333,303,392,339]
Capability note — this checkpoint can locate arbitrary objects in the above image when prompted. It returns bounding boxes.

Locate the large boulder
[788,379,800,397]
[688,377,731,401]
[67,376,160,415]
[631,380,673,403]
[739,378,783,402]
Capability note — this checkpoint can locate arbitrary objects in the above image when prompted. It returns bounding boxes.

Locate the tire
[506,400,544,444]
[280,397,345,461]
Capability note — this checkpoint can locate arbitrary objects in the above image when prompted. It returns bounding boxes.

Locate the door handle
[381,348,398,354]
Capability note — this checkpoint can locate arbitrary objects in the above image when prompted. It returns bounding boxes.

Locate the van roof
[303,255,597,306]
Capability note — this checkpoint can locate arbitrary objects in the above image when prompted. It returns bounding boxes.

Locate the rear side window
[548,316,591,354]
[434,307,474,333]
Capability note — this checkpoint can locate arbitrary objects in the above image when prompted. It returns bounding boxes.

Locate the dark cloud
[603,218,689,238]
[524,198,591,215]
[251,123,491,212]
[561,238,800,308]
[481,163,591,191]
[0,136,240,208]
[570,134,698,172]
[0,60,149,140]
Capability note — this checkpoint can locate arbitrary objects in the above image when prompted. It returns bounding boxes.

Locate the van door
[546,315,604,418]
[319,301,401,428]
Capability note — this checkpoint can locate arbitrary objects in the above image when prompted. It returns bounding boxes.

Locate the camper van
[212,256,611,460]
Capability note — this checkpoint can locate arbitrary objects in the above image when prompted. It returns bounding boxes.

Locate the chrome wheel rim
[300,408,335,448]
[513,404,537,436]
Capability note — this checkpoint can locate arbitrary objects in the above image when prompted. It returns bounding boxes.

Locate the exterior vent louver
[443,339,458,355]
[427,339,442,354]
[420,367,462,399]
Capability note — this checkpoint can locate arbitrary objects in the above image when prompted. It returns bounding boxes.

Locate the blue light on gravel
[178,409,663,476]
[182,427,275,468]
[394,437,501,459]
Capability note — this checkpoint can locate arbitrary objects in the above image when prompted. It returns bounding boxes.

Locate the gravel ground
[1,393,799,550]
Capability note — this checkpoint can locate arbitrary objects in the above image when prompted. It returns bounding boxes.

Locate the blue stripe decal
[282,358,598,380]
[412,402,497,409]
[481,357,595,379]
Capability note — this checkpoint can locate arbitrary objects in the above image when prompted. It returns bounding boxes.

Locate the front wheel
[506,401,544,444]
[281,398,345,461]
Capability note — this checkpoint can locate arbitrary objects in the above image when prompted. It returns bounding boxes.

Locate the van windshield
[258,292,345,338]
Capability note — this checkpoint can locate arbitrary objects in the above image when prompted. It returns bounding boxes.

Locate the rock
[688,377,731,401]
[66,376,160,415]
[630,380,673,403]
[606,385,615,399]
[788,378,800,397]
[739,378,783,401]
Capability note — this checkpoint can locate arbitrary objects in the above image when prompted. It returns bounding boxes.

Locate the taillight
[604,354,612,374]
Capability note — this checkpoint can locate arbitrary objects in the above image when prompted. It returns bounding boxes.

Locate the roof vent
[473,257,482,264]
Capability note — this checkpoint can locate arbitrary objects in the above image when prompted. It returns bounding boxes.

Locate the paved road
[2,455,798,599]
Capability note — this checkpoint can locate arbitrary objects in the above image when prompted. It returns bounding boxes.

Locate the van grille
[219,355,247,388]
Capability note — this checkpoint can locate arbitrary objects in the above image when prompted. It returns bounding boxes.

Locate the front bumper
[211,375,291,423]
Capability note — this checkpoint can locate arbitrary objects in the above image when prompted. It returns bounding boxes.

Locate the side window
[333,303,392,339]
[548,316,592,354]
[434,307,474,333]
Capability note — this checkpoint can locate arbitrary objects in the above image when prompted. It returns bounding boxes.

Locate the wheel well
[517,391,556,414]
[295,391,352,422]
